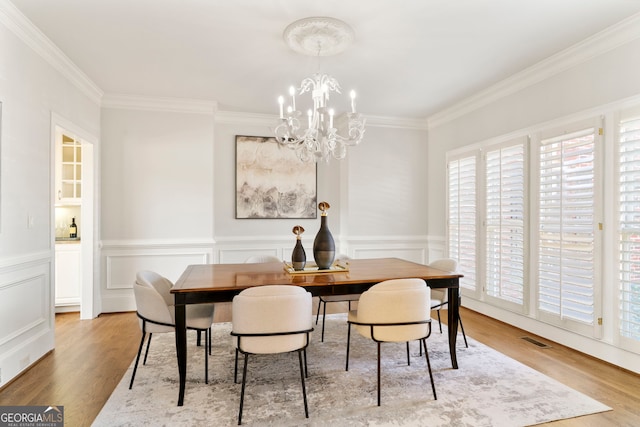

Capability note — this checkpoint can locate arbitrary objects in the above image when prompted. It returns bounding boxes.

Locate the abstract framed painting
[235,135,317,219]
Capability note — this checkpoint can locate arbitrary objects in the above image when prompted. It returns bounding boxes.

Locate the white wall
[213,115,430,264]
[427,22,640,373]
[99,100,216,310]
[99,107,430,308]
[0,1,101,387]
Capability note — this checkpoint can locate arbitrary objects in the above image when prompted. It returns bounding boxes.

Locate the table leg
[175,301,187,406]
[448,286,459,369]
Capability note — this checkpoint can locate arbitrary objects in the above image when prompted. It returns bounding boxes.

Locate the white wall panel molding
[0,0,103,104]
[215,235,298,264]
[215,235,434,264]
[343,235,430,264]
[100,241,214,313]
[0,250,51,270]
[429,13,640,128]
[101,93,217,115]
[0,257,53,388]
[104,252,211,290]
[101,238,216,251]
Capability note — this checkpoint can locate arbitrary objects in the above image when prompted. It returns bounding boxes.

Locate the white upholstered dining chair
[231,285,313,425]
[429,258,468,348]
[129,271,215,389]
[345,278,437,405]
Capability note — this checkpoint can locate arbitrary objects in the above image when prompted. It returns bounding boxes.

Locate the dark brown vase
[313,214,335,269]
[292,237,306,271]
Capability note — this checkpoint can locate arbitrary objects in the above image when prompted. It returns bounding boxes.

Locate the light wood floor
[1,304,639,427]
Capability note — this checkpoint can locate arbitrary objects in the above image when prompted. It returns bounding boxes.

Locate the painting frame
[235,135,317,219]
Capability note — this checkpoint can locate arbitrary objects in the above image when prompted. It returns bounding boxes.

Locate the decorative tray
[283,261,349,275]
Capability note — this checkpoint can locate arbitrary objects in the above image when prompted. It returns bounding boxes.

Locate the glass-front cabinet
[55,131,82,205]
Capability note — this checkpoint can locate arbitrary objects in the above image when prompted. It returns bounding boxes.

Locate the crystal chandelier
[274,17,366,162]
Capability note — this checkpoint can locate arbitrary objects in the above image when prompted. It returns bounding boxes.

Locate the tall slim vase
[292,236,306,271]
[313,209,335,270]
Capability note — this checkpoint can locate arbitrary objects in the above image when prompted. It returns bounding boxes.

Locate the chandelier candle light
[275,17,366,162]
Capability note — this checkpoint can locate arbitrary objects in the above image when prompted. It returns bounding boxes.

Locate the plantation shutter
[618,113,640,346]
[448,155,477,292]
[485,142,526,305]
[538,127,596,327]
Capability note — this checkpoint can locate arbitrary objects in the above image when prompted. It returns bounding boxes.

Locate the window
[446,119,602,337]
[536,123,600,334]
[485,142,526,306]
[618,112,640,349]
[447,155,477,292]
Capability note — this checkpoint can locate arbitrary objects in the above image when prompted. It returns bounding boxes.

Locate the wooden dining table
[171,257,463,406]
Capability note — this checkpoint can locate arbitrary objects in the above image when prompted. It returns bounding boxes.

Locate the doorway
[52,113,97,319]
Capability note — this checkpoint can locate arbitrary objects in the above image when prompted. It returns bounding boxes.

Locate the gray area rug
[94,314,610,426]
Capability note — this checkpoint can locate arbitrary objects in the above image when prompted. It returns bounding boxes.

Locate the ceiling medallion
[275,17,365,163]
[283,17,355,57]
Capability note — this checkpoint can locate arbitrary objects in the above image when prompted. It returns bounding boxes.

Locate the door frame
[51,113,99,319]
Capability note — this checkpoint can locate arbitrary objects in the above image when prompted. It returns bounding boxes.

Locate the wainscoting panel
[347,235,431,265]
[105,253,210,290]
[214,236,292,264]
[99,236,437,313]
[215,235,433,265]
[0,253,54,388]
[100,240,214,313]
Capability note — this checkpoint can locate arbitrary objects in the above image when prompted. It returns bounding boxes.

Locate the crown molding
[101,93,217,115]
[428,12,640,129]
[364,114,428,130]
[0,0,103,105]
[215,110,275,126]
[216,110,427,130]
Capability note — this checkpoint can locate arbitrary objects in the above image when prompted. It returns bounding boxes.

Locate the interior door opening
[52,115,97,319]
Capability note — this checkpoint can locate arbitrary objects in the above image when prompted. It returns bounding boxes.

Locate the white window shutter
[448,155,477,292]
[618,113,640,346]
[538,127,596,326]
[485,142,526,305]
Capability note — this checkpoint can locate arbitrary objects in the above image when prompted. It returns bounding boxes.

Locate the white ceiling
[9,0,640,118]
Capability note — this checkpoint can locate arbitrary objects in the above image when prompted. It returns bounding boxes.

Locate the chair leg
[459,315,469,348]
[377,342,382,406]
[238,353,249,425]
[298,350,309,418]
[304,349,309,378]
[204,329,209,384]
[406,342,410,366]
[197,330,202,346]
[321,300,327,342]
[129,332,146,389]
[209,327,212,355]
[345,323,352,371]
[436,310,443,333]
[315,298,322,325]
[234,348,239,384]
[142,333,153,365]
[422,338,437,400]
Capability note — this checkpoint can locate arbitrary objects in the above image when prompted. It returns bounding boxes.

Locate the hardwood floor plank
[0,306,638,426]
[0,312,139,427]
